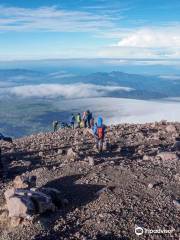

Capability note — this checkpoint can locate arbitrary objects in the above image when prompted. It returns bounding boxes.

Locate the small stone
[174,174,180,182]
[173,200,180,208]
[148,183,154,189]
[57,149,65,155]
[39,151,43,157]
[88,157,95,166]
[143,155,149,161]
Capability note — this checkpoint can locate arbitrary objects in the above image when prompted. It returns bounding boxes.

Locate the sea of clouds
[54,97,180,125]
[1,83,133,98]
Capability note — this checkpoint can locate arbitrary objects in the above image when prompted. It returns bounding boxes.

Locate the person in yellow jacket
[76,113,81,128]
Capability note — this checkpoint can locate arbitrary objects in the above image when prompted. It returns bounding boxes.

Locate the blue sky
[1,0,180,60]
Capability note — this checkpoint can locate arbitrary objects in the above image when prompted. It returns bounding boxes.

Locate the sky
[1,0,180,60]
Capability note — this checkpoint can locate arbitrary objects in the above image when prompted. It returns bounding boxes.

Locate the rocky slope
[0,121,180,240]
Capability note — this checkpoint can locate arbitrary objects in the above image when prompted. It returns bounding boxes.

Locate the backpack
[97,127,104,139]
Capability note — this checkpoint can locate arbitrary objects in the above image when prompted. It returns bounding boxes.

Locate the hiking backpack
[97,127,104,139]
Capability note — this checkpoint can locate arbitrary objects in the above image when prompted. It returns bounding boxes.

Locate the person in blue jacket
[93,116,106,152]
[69,114,76,129]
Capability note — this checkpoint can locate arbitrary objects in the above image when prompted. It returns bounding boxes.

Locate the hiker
[93,116,106,152]
[70,114,75,129]
[52,121,59,132]
[82,111,88,128]
[0,133,13,178]
[90,117,95,128]
[76,113,81,128]
[87,110,93,128]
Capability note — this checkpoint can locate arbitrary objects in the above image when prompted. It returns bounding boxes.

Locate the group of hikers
[53,110,94,131]
[52,110,106,152]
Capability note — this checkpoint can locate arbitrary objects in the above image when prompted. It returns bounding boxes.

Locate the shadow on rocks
[32,175,105,238]
[2,149,43,182]
[40,174,105,209]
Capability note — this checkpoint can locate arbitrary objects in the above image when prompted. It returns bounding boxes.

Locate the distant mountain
[1,69,180,99]
[53,71,180,99]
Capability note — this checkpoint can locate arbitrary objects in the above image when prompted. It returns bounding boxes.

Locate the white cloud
[117,28,180,48]
[160,75,180,80]
[97,26,180,59]
[4,83,133,98]
[0,5,117,33]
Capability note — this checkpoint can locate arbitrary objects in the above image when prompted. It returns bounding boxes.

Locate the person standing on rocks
[76,113,81,128]
[87,110,93,128]
[90,117,95,128]
[93,116,106,152]
[70,114,76,129]
[82,111,88,128]
[52,121,59,132]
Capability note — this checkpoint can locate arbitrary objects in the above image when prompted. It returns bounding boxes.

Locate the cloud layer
[57,97,180,125]
[4,83,133,98]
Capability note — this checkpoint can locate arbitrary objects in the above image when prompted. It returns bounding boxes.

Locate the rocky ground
[0,121,180,240]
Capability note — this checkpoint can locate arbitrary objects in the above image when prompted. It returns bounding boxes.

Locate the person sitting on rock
[93,116,106,152]
[52,121,59,132]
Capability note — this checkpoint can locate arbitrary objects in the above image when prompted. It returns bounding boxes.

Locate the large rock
[6,194,35,218]
[13,175,36,189]
[40,187,62,207]
[30,190,55,213]
[5,187,56,218]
